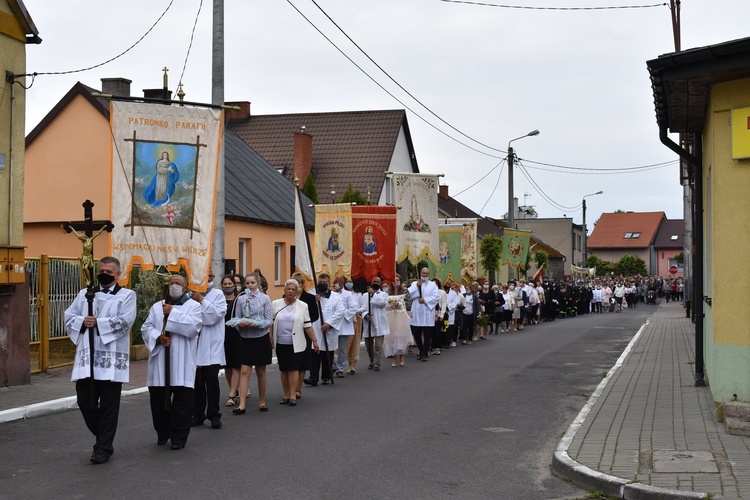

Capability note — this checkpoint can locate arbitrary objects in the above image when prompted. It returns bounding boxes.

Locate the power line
[439,0,667,10]
[308,0,506,154]
[179,0,204,85]
[517,159,582,211]
[27,0,175,76]
[452,159,506,197]
[523,162,672,175]
[479,162,505,215]
[521,158,678,171]
[285,0,504,159]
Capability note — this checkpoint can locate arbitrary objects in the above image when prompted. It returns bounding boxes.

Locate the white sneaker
[450,341,457,347]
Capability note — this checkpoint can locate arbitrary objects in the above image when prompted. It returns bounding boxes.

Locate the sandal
[258,404,268,412]
[225,394,239,407]
[295,391,302,400]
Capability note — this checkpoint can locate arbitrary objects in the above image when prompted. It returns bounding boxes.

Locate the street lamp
[582,190,603,265]
[507,129,539,279]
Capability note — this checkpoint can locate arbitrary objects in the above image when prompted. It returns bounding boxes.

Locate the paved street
[0,306,650,499]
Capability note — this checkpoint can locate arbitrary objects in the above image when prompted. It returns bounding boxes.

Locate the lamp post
[582,190,603,265]
[506,129,539,280]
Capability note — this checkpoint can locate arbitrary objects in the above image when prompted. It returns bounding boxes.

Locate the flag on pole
[351,205,397,283]
[501,228,532,269]
[294,186,315,286]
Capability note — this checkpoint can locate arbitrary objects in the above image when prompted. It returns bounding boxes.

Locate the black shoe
[321,379,330,385]
[210,418,222,429]
[190,417,205,427]
[303,378,318,387]
[232,408,246,415]
[280,398,290,405]
[373,365,380,371]
[171,444,185,450]
[367,363,374,370]
[157,437,168,445]
[289,399,297,406]
[90,451,109,464]
[421,357,428,362]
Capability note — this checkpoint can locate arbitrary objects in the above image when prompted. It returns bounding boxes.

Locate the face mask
[509,286,515,290]
[421,276,429,282]
[222,286,235,295]
[169,284,184,299]
[345,282,354,290]
[316,282,329,294]
[371,283,381,290]
[97,273,116,286]
[207,281,214,288]
[245,287,257,295]
[333,283,341,291]
[483,286,489,291]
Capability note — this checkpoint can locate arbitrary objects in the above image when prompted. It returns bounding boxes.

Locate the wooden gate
[28,256,83,373]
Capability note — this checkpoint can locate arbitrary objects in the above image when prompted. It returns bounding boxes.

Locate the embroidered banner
[351,205,397,283]
[109,101,223,291]
[313,203,352,278]
[393,173,439,264]
[501,228,532,269]
[431,223,462,283]
[460,220,478,283]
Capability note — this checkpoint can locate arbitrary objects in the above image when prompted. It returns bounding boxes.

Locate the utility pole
[211,0,225,284]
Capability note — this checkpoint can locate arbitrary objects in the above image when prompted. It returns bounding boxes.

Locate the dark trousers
[448,323,459,343]
[148,386,194,447]
[75,379,122,457]
[193,364,221,422]
[460,314,475,341]
[309,350,334,382]
[410,324,433,358]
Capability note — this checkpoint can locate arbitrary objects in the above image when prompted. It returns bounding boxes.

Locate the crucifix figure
[64,200,115,409]
[64,200,114,287]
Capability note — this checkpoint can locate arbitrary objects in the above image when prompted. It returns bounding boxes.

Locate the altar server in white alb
[332,275,359,378]
[307,273,345,385]
[142,274,202,450]
[191,272,227,429]
[359,276,390,371]
[65,256,136,464]
[408,266,439,362]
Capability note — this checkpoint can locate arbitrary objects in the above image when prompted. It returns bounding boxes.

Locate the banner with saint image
[393,173,439,264]
[501,228,532,269]
[313,203,352,278]
[109,101,222,291]
[351,205,397,283]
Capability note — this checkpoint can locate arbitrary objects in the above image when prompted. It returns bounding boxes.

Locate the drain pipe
[659,125,705,387]
[6,72,15,244]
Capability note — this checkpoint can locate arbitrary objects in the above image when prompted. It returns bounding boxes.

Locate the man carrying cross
[64,256,136,464]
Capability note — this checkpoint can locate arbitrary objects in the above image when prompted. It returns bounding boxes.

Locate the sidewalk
[553,300,750,499]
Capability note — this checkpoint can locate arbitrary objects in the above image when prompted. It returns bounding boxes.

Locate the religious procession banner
[393,173,439,264]
[460,220,478,283]
[351,205,397,283]
[501,228,532,269]
[294,186,315,288]
[314,203,352,278]
[571,265,596,276]
[109,101,223,291]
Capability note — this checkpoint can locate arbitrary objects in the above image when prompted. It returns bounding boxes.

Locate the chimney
[225,101,251,121]
[294,126,313,186]
[143,88,172,100]
[100,77,131,97]
[439,184,449,200]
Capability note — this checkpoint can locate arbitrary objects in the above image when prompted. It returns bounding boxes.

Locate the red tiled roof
[227,109,417,203]
[587,211,666,249]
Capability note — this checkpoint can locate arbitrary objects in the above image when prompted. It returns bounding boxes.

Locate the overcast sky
[22,0,750,230]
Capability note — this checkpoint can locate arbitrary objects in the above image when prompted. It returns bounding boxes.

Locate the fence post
[38,254,50,372]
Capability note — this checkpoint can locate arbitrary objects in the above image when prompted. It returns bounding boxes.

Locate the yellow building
[648,37,750,403]
[0,0,40,386]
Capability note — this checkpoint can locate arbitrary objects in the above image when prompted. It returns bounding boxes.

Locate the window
[631,232,640,239]
[624,232,641,239]
[670,235,678,240]
[274,243,283,285]
[238,239,249,275]
[624,232,633,239]
[275,167,285,175]
[290,245,296,277]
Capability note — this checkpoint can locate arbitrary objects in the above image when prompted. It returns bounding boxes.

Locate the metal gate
[28,256,84,373]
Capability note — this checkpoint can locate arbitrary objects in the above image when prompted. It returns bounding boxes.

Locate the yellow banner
[314,203,352,278]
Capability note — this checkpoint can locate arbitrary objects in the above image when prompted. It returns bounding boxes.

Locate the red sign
[669,265,678,274]
[351,205,397,283]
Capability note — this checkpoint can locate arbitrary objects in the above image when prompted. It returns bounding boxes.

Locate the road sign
[669,265,678,274]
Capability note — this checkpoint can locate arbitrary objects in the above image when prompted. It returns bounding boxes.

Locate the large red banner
[351,205,397,283]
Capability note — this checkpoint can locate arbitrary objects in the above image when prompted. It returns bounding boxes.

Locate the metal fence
[28,256,83,373]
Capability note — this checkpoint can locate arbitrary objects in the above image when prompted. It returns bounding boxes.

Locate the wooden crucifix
[64,200,114,409]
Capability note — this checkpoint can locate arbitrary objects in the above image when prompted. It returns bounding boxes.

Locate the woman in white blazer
[271,279,318,406]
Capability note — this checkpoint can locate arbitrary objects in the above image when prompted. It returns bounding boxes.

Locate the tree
[616,254,647,276]
[336,183,368,205]
[674,251,684,265]
[587,254,616,276]
[303,175,319,204]
[479,234,503,283]
[534,249,549,272]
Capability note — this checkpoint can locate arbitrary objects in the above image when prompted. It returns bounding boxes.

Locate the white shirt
[336,289,359,336]
[65,285,137,383]
[408,279,439,327]
[359,290,390,337]
[195,287,227,366]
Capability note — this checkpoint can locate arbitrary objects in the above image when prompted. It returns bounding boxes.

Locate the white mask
[169,284,184,299]
[421,276,429,282]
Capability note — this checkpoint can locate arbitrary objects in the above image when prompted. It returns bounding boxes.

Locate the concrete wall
[514,218,581,275]
[703,77,750,402]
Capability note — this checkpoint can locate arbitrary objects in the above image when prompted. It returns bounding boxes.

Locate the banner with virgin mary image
[393,173,439,264]
[313,203,353,278]
[109,101,223,291]
[501,228,532,269]
[351,205,397,283]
